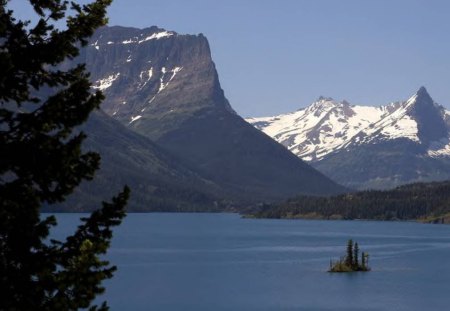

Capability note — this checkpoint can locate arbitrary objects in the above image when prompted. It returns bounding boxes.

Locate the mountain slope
[74,26,346,200]
[47,110,223,212]
[158,107,344,199]
[247,87,450,189]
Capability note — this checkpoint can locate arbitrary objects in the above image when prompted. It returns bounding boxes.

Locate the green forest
[246,181,450,223]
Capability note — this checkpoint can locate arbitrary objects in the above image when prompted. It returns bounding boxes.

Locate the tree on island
[345,239,354,267]
[329,240,370,272]
[353,242,359,269]
[0,1,129,310]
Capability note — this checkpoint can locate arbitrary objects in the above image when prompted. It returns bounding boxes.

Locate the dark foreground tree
[0,1,129,310]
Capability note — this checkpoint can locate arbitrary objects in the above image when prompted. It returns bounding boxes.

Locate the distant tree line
[247,181,450,223]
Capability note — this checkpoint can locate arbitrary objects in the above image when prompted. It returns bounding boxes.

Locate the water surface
[52,213,450,310]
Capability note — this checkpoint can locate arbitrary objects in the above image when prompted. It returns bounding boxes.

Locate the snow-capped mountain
[247,87,450,189]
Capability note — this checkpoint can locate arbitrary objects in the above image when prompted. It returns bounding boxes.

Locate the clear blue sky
[11,0,450,117]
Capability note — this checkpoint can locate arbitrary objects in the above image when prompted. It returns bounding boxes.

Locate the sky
[10,0,450,117]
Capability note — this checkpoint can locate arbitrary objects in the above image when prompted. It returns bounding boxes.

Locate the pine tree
[353,242,359,268]
[365,253,370,269]
[345,239,353,267]
[362,252,366,270]
[0,1,129,310]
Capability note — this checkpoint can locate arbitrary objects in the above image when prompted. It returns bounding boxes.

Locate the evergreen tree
[365,253,370,269]
[329,241,370,272]
[353,242,359,268]
[361,251,366,269]
[345,239,353,267]
[0,1,129,310]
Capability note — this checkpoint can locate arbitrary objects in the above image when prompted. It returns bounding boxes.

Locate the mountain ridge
[247,87,450,189]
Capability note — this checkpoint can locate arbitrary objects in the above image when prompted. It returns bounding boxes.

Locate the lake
[52,213,450,310]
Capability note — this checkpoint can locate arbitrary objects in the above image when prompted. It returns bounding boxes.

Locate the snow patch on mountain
[121,31,174,45]
[428,138,450,157]
[122,38,136,44]
[170,67,182,80]
[138,68,153,89]
[92,73,120,91]
[129,115,142,123]
[361,97,419,143]
[138,31,174,43]
[90,40,100,50]
[158,67,182,93]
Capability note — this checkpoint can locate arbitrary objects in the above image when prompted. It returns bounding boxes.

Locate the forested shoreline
[245,181,450,223]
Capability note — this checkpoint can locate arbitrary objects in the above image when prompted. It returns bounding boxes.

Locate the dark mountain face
[159,108,344,199]
[72,25,345,201]
[47,110,223,212]
[407,87,448,144]
[313,139,450,190]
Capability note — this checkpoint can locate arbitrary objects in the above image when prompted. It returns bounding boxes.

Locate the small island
[329,239,370,272]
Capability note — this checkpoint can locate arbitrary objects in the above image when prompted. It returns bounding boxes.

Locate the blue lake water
[52,213,450,310]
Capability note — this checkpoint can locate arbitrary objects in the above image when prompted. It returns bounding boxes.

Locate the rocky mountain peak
[416,86,430,98]
[317,96,334,102]
[308,96,337,115]
[404,86,434,108]
[341,100,351,106]
[75,26,235,139]
[309,97,352,110]
[406,87,448,144]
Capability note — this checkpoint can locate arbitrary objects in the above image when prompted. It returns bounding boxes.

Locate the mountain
[70,25,346,201]
[47,110,224,212]
[247,87,450,189]
[81,26,234,139]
